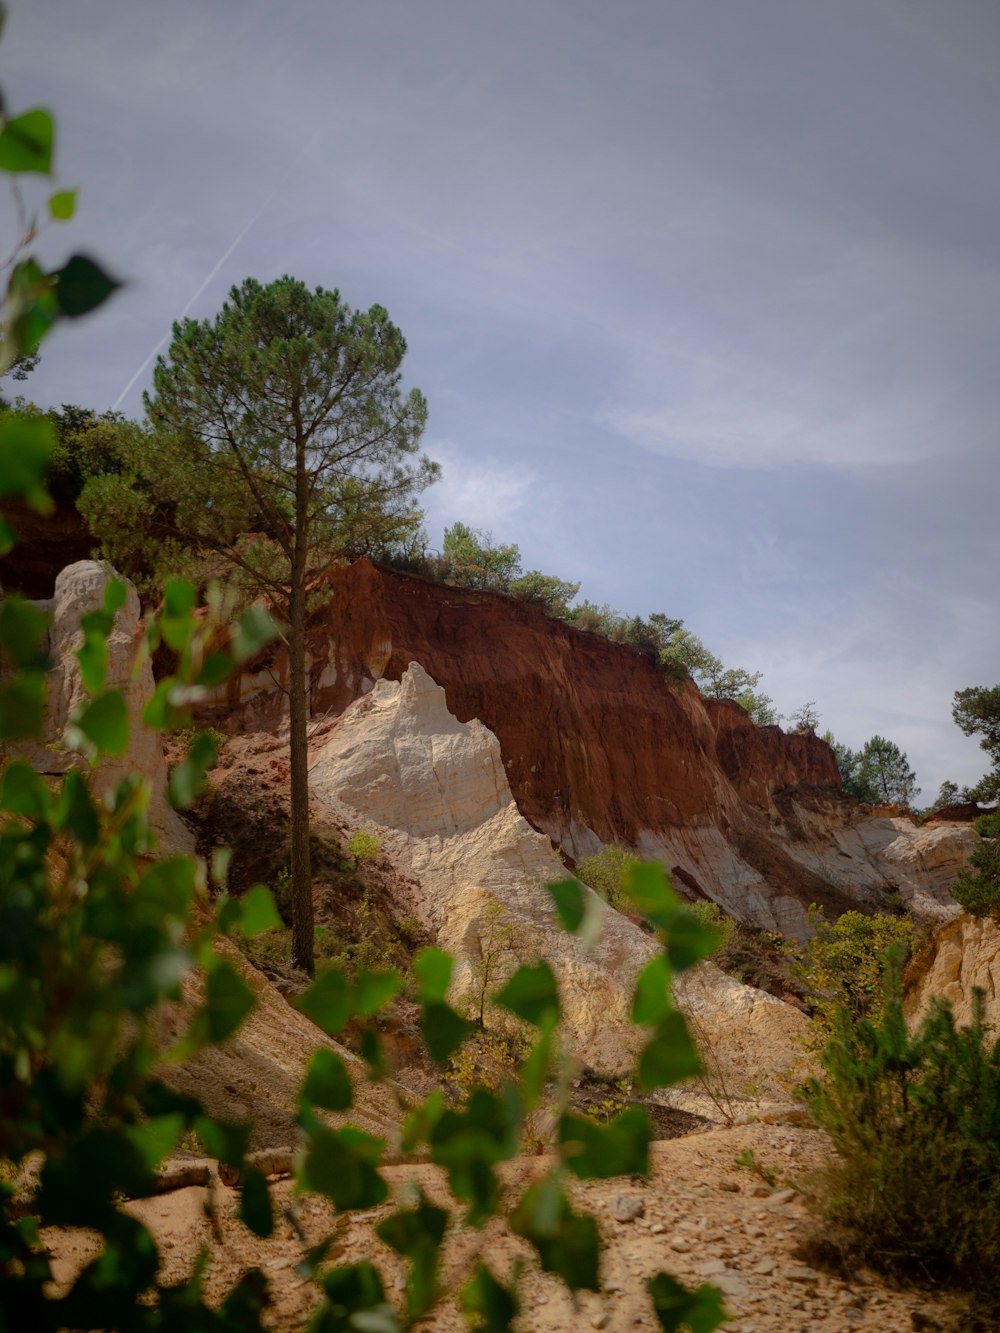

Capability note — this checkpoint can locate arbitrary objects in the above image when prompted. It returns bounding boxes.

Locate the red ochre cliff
[208,560,854,927]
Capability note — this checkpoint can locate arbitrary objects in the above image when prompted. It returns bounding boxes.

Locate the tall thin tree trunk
[288,438,314,974]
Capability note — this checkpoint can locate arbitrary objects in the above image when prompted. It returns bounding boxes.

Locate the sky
[5,0,999,799]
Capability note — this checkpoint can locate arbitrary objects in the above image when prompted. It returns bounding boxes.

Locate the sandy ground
[46,1121,958,1332]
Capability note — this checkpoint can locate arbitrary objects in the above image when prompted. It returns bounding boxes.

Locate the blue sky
[6,0,999,798]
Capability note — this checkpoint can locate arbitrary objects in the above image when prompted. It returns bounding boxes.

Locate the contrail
[111,201,270,411]
[112,133,319,412]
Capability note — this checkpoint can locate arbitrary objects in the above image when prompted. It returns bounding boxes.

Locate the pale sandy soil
[46,1121,958,1332]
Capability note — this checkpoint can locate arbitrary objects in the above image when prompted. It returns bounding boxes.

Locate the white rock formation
[36,561,192,853]
[309,661,809,1088]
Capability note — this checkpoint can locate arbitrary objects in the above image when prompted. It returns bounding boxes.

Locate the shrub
[687,900,736,954]
[951,838,1000,921]
[787,907,913,1036]
[347,828,381,863]
[575,843,640,912]
[803,983,1000,1312]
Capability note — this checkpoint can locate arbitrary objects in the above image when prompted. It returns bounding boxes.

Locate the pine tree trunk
[288,432,314,975]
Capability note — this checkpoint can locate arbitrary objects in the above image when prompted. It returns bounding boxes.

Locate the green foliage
[442,522,522,591]
[931,778,962,810]
[575,843,640,912]
[346,828,381,863]
[788,908,913,1036]
[826,732,919,806]
[953,683,1000,804]
[950,838,1000,920]
[803,983,1000,1310]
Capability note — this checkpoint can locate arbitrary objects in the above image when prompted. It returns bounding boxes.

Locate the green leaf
[632,954,673,1025]
[231,604,277,662]
[624,862,679,929]
[0,513,17,555]
[494,962,560,1026]
[636,1011,702,1090]
[663,907,720,973]
[520,1014,556,1111]
[169,730,217,808]
[547,878,586,932]
[301,1048,353,1112]
[0,671,44,739]
[429,1088,519,1225]
[461,1264,520,1332]
[75,690,129,758]
[353,968,403,1017]
[197,651,233,687]
[237,884,281,936]
[300,1127,388,1211]
[413,946,453,1001]
[0,597,49,669]
[0,413,54,508]
[647,1272,728,1333]
[48,187,77,220]
[0,760,51,821]
[54,769,99,845]
[0,107,54,174]
[377,1196,448,1321]
[420,1000,474,1064]
[239,1167,274,1239]
[401,1090,445,1154]
[54,253,121,317]
[297,967,355,1034]
[558,1106,651,1179]
[194,959,255,1045]
[160,580,197,651]
[318,1263,394,1331]
[510,1178,600,1292]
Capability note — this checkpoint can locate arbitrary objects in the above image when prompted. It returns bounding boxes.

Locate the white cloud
[420,440,537,543]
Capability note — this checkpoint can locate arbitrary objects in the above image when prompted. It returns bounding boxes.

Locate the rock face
[31,561,191,853]
[906,912,1000,1031]
[209,559,971,936]
[309,661,810,1086]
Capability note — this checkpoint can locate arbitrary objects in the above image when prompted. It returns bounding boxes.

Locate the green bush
[347,828,381,862]
[803,984,1000,1312]
[951,838,1000,920]
[787,907,913,1037]
[575,843,640,912]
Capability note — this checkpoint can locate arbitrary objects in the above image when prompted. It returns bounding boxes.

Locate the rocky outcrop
[906,912,1000,1031]
[309,661,810,1087]
[26,560,191,853]
[204,560,971,937]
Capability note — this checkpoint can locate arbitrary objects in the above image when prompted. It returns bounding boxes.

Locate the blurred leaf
[169,730,217,808]
[160,580,197,651]
[624,862,678,929]
[300,1127,387,1210]
[297,967,355,1034]
[0,760,51,820]
[520,1014,555,1111]
[239,1167,274,1239]
[494,962,560,1026]
[190,960,254,1046]
[238,884,281,935]
[420,1000,474,1065]
[0,671,44,739]
[461,1264,520,1333]
[510,1178,600,1291]
[0,413,54,509]
[0,597,48,669]
[318,1263,395,1331]
[401,1090,444,1154]
[54,253,120,317]
[647,1272,728,1333]
[636,1011,702,1090]
[547,878,585,932]
[301,1048,353,1112]
[231,605,277,662]
[632,954,673,1025]
[558,1106,651,1179]
[54,769,99,845]
[75,689,129,758]
[429,1087,518,1225]
[413,946,453,1001]
[663,907,720,972]
[0,107,53,173]
[197,650,233,687]
[354,968,402,1017]
[377,1195,448,1321]
[48,187,77,220]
